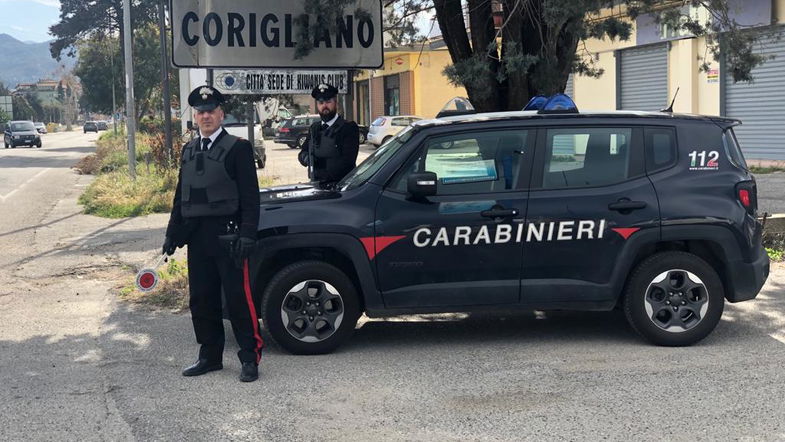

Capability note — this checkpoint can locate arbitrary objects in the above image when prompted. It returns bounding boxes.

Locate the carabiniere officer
[298,83,360,187]
[162,85,264,382]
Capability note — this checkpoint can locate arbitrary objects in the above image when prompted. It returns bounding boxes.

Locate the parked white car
[367,115,423,147]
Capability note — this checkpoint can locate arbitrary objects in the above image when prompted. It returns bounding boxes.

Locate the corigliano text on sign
[180,12,375,49]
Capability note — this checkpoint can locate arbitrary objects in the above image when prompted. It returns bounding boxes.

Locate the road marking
[0,168,50,202]
[770,330,785,345]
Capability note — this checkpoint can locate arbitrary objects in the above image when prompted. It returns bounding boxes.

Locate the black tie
[321,123,329,132]
[201,138,210,152]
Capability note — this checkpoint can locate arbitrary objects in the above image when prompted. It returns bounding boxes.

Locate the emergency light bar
[522,93,578,114]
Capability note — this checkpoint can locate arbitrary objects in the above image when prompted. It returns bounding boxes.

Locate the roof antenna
[661,87,680,113]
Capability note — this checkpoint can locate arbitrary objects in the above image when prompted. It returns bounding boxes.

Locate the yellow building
[351,46,467,125]
[574,0,785,159]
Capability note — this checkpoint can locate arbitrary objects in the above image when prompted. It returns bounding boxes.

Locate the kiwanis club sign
[170,0,383,68]
[214,70,348,95]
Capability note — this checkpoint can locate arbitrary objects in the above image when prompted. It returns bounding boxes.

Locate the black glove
[234,236,256,259]
[162,236,176,256]
[298,149,310,166]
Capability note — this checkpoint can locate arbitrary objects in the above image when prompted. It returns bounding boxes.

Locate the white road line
[770,329,785,345]
[0,168,50,202]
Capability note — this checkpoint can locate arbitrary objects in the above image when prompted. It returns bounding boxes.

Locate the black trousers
[186,219,263,364]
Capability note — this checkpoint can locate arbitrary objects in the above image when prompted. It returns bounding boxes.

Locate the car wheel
[4,142,8,149]
[36,142,42,148]
[256,156,265,169]
[261,261,361,355]
[623,251,724,346]
[381,136,392,146]
[359,132,366,144]
[296,135,308,148]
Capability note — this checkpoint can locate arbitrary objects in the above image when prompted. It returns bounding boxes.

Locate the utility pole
[122,0,137,179]
[158,0,173,162]
[110,36,117,134]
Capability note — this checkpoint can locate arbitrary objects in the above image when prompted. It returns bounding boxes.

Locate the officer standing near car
[297,83,360,187]
[162,85,263,382]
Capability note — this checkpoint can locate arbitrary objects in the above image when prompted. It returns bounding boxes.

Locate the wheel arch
[249,233,380,314]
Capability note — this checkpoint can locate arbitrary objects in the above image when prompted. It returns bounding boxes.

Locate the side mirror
[407,172,438,199]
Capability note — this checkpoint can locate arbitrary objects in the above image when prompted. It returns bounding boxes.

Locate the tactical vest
[180,133,240,218]
[310,118,345,159]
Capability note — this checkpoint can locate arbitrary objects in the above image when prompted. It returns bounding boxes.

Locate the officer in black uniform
[297,83,360,187]
[162,85,263,382]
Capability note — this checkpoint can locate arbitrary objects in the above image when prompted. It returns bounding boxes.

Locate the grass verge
[749,165,785,174]
[78,165,177,218]
[119,258,189,310]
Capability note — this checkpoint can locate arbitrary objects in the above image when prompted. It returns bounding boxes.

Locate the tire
[261,261,361,355]
[36,142,42,148]
[296,135,308,148]
[256,155,266,169]
[381,136,392,146]
[623,251,724,346]
[4,142,8,149]
[359,132,367,144]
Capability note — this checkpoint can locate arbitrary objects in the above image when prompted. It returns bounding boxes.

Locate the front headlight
[13,135,20,139]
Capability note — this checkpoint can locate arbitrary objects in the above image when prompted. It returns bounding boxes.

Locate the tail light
[736,180,757,216]
[279,127,290,133]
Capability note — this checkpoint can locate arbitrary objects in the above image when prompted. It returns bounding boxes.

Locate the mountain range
[0,33,76,89]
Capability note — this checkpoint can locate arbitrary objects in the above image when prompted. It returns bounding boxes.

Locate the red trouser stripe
[242,259,264,363]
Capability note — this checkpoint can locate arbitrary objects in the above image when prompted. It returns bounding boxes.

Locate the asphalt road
[0,130,784,440]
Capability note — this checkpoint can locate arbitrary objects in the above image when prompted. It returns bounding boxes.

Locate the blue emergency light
[523,95,548,111]
[522,93,579,113]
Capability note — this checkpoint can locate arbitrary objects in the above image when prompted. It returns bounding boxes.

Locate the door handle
[608,200,647,212]
[481,207,518,218]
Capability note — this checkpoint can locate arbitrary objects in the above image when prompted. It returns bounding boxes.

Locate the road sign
[170,0,383,68]
[214,69,348,95]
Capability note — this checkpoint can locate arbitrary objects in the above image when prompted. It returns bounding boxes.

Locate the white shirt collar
[199,127,224,148]
[322,114,339,127]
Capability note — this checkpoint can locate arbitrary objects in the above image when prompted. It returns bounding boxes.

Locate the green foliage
[749,165,785,174]
[78,164,178,218]
[0,109,9,125]
[766,247,784,262]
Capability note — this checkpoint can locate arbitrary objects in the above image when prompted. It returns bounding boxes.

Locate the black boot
[182,359,223,377]
[239,362,258,382]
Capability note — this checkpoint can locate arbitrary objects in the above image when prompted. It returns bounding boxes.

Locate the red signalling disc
[136,268,159,292]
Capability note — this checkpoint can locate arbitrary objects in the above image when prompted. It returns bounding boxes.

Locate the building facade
[574,0,785,159]
[351,47,468,126]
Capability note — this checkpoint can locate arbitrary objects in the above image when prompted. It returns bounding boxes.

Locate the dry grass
[120,258,189,310]
[78,165,178,218]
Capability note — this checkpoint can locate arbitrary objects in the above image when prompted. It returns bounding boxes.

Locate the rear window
[644,127,677,172]
[723,128,748,170]
[371,117,386,126]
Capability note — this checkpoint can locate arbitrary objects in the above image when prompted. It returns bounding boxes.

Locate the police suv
[249,95,769,354]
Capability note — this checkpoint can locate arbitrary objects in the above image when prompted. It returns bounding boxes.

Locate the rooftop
[413,109,741,128]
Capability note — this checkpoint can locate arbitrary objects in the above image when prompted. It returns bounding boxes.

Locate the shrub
[46,122,58,133]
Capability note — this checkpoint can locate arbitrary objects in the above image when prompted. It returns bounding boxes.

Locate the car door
[374,127,535,308]
[522,125,660,307]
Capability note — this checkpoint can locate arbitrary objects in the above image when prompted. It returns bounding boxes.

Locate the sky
[0,0,61,43]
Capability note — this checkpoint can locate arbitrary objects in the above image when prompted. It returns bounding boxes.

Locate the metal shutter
[619,43,669,111]
[724,30,785,160]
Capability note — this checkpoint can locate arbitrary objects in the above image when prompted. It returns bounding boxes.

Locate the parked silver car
[366,115,423,147]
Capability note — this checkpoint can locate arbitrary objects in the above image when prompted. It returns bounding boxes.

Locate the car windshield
[11,122,35,131]
[34,123,44,127]
[338,126,416,191]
